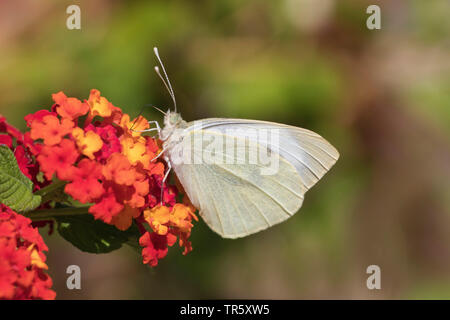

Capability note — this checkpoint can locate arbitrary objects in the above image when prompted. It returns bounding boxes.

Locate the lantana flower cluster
[27,89,197,261]
[0,89,198,299]
[0,205,55,300]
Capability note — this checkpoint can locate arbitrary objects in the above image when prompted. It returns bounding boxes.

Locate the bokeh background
[1,0,449,299]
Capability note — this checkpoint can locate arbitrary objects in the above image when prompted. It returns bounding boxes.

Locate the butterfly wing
[168,118,339,238]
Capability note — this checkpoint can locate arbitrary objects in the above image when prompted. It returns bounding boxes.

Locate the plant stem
[35,179,67,197]
[25,206,90,221]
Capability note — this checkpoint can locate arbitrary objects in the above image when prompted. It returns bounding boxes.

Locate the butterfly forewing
[165,118,339,238]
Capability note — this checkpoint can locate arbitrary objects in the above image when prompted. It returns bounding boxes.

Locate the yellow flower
[120,114,149,138]
[170,204,195,233]
[121,134,151,168]
[72,127,103,159]
[88,89,113,118]
[144,206,171,235]
[27,244,48,270]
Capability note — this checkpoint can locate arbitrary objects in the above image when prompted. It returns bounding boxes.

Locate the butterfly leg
[131,121,161,138]
[147,120,161,138]
[159,157,172,205]
[151,148,166,162]
[131,127,158,134]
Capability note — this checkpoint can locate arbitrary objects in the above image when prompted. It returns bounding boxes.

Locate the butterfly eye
[170,114,179,125]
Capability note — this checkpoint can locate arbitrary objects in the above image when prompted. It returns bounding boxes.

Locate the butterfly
[138,47,339,239]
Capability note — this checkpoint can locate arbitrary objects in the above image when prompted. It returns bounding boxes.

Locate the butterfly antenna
[153,47,177,113]
[154,66,175,111]
[152,105,167,115]
[130,105,146,131]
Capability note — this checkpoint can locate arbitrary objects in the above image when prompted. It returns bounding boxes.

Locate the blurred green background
[1,0,449,299]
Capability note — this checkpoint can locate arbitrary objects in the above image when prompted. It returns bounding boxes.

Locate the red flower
[14,145,34,181]
[140,203,196,265]
[24,110,56,128]
[65,159,105,203]
[147,175,176,207]
[0,205,55,300]
[0,116,24,141]
[37,139,79,180]
[89,191,124,223]
[86,124,122,162]
[0,134,12,148]
[0,116,47,190]
[139,231,176,267]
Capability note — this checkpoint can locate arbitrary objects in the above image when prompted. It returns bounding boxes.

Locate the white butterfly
[140,48,339,239]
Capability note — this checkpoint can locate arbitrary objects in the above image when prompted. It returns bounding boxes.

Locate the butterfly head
[161,110,186,141]
[164,110,183,127]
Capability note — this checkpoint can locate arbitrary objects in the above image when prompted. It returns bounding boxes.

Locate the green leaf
[0,145,41,212]
[56,214,141,254]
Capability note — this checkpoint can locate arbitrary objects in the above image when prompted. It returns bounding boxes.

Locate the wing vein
[245,192,272,227]
[191,146,304,198]
[210,168,238,236]
[192,165,225,235]
[227,185,249,234]
[211,163,298,215]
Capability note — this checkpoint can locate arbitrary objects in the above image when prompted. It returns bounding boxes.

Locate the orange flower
[143,206,171,235]
[125,179,149,208]
[102,153,139,186]
[120,114,149,138]
[111,205,140,231]
[52,91,89,120]
[147,162,165,177]
[139,231,176,267]
[30,115,73,146]
[121,134,151,168]
[87,89,113,117]
[170,203,196,233]
[64,159,105,203]
[88,191,124,224]
[72,127,103,160]
[143,204,196,236]
[37,139,79,180]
